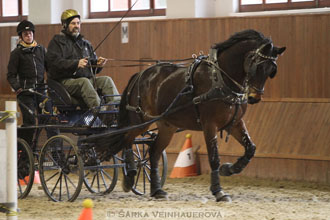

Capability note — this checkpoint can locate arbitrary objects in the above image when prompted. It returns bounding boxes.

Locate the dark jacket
[7,43,46,91]
[46,30,102,81]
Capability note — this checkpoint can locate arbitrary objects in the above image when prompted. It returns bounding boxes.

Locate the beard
[70,27,80,37]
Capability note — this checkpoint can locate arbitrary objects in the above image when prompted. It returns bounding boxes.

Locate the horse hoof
[217,195,232,202]
[151,189,168,199]
[219,163,233,176]
[215,191,232,202]
[122,174,135,192]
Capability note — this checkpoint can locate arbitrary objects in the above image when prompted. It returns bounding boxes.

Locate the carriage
[16,78,168,202]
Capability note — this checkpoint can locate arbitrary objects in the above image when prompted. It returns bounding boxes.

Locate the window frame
[89,0,165,19]
[239,0,330,12]
[0,0,27,22]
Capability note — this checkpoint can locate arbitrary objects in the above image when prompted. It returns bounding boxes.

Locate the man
[46,9,120,110]
[7,20,57,146]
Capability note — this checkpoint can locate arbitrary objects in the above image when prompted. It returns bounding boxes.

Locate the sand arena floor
[1,174,330,220]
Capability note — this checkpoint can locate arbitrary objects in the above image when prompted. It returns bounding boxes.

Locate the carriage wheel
[17,138,34,199]
[83,153,118,194]
[39,135,83,202]
[129,142,168,196]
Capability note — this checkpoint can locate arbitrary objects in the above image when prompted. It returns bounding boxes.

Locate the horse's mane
[212,29,271,54]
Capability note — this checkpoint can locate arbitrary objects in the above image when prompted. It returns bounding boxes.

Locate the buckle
[193,96,201,105]
[135,106,142,114]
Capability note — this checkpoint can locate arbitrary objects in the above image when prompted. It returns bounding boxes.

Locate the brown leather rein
[87,57,194,68]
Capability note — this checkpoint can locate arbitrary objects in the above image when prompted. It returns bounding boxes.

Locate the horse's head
[244,42,286,104]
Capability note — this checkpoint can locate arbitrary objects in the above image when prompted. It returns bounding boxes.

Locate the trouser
[60,76,120,108]
[17,91,58,148]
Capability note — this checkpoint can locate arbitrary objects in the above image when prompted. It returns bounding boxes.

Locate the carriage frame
[16,80,168,202]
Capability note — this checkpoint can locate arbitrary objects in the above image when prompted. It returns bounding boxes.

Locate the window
[239,0,330,12]
[89,0,166,18]
[0,0,28,22]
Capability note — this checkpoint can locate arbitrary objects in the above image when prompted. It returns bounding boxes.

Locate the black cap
[17,20,35,35]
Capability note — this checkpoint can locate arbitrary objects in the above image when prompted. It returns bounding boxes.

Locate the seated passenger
[46,9,120,110]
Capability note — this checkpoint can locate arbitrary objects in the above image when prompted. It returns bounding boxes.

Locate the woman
[7,20,56,147]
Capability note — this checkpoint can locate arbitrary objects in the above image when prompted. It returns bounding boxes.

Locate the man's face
[21,30,34,44]
[68,17,80,37]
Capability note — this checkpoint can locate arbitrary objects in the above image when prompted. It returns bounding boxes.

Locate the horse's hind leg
[122,129,146,192]
[220,119,256,176]
[203,123,231,202]
[149,122,176,199]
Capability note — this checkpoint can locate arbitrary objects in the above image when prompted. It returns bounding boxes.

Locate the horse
[107,29,286,202]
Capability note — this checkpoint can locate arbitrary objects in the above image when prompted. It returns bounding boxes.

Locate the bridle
[188,42,279,139]
[189,42,279,106]
[243,42,279,94]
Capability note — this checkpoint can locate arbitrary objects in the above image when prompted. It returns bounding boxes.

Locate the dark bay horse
[110,29,285,202]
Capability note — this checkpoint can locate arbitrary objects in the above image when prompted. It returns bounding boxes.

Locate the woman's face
[21,30,34,44]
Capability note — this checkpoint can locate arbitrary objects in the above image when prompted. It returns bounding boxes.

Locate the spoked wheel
[17,138,34,199]
[83,148,119,194]
[39,135,83,202]
[128,140,168,196]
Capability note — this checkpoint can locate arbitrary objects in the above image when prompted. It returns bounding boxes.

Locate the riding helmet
[61,9,80,27]
[17,20,35,35]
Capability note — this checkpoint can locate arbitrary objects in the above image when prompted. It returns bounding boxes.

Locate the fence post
[6,101,18,220]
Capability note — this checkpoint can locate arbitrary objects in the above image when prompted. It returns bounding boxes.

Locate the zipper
[32,54,38,87]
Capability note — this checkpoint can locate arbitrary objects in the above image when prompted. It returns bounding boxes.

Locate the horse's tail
[118,72,139,128]
[95,73,139,156]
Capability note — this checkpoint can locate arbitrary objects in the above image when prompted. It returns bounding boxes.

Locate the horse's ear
[277,47,286,55]
[262,42,273,52]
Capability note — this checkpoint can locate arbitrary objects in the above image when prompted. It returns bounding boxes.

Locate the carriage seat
[47,78,87,110]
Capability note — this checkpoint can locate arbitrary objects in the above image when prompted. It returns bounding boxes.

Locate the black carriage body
[16,79,167,202]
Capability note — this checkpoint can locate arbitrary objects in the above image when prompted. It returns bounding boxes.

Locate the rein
[106,57,194,63]
[87,57,194,68]
[125,63,195,120]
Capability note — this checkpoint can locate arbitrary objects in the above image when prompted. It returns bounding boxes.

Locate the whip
[93,0,139,52]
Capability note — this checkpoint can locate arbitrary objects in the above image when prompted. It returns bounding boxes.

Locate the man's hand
[97,57,107,67]
[78,58,88,68]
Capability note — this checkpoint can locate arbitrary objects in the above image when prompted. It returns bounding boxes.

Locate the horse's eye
[269,64,277,78]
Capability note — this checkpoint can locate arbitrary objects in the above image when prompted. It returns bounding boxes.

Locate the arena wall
[0,13,329,183]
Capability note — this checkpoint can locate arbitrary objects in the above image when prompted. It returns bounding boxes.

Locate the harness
[190,49,248,106]
[184,50,247,139]
[125,63,194,120]
[124,43,278,140]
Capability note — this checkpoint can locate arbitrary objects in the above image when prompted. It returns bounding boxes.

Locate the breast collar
[186,49,248,106]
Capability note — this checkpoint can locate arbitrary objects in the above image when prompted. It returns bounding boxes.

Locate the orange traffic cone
[78,199,93,220]
[33,171,41,184]
[18,176,29,186]
[170,134,198,178]
[18,171,39,186]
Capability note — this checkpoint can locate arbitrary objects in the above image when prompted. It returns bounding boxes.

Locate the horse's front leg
[203,124,231,202]
[220,119,256,176]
